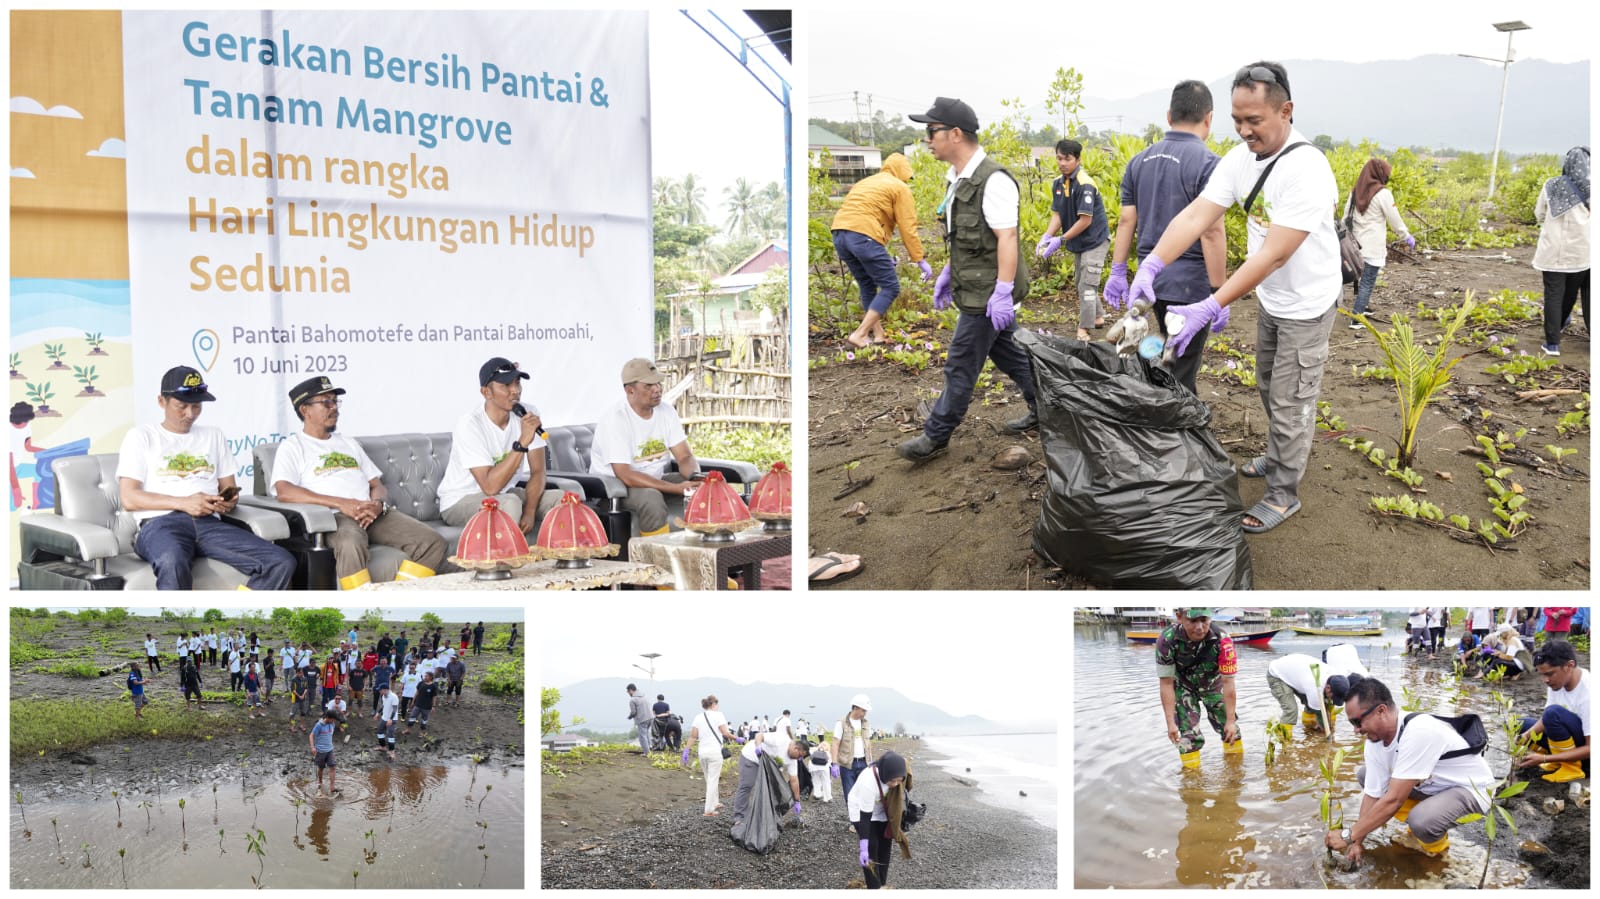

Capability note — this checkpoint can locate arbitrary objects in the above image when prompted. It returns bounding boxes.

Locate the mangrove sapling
[212,783,218,823]
[1317,747,1350,866]
[1400,686,1425,712]
[218,828,226,856]
[81,841,93,869]
[363,828,377,864]
[1263,721,1293,767]
[112,789,122,826]
[15,790,30,836]
[139,799,152,833]
[51,816,63,861]
[477,783,492,812]
[1346,293,1476,467]
[353,870,359,889]
[178,798,187,841]
[479,851,490,888]
[1310,663,1332,742]
[119,847,127,888]
[245,827,267,888]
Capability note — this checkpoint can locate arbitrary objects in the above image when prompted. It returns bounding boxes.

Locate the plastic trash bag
[1017,330,1252,589]
[730,753,796,854]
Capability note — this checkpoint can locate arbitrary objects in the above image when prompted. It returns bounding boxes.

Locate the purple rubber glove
[986,280,1016,331]
[1103,262,1130,312]
[1212,302,1231,333]
[755,743,765,757]
[792,801,803,817]
[917,259,934,282]
[734,736,746,745]
[933,265,954,311]
[1036,234,1062,259]
[1403,235,1416,250]
[681,747,690,766]
[1167,297,1225,356]
[1127,255,1167,310]
[830,763,840,779]
[860,839,871,867]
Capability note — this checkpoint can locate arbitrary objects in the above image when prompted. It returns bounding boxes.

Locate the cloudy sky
[809,1,1590,131]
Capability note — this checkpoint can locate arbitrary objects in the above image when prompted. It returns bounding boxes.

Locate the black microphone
[511,403,548,439]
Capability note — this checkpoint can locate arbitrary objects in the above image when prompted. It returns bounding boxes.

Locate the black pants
[209,648,217,666]
[473,641,482,656]
[1430,626,1445,652]
[856,817,894,889]
[230,671,243,692]
[1542,269,1591,347]
[148,654,161,673]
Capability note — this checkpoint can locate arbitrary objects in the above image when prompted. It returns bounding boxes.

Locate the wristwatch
[1341,828,1352,842]
[379,499,393,514]
[510,441,530,453]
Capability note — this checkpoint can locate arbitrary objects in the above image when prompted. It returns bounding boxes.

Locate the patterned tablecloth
[358,558,667,591]
[627,528,792,590]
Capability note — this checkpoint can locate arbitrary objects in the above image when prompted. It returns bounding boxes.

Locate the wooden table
[358,558,666,591]
[626,528,792,590]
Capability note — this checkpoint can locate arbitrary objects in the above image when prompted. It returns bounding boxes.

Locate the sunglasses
[925,125,954,139]
[1236,65,1291,101]
[1347,703,1383,729]
[304,398,343,409]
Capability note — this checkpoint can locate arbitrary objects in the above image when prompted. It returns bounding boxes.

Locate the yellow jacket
[829,153,925,262]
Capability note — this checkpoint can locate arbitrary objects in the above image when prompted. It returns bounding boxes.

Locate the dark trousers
[839,757,868,800]
[1520,705,1590,776]
[132,511,295,591]
[473,639,482,656]
[857,817,894,889]
[1542,269,1590,347]
[209,648,217,666]
[147,654,161,673]
[834,229,901,316]
[924,312,1036,443]
[1153,298,1209,394]
[1430,626,1445,652]
[1351,262,1382,315]
[230,671,243,692]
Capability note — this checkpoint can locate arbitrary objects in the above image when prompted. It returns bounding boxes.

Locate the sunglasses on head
[1347,703,1383,729]
[1237,65,1290,101]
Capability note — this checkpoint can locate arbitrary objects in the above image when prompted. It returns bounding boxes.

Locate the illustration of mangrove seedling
[119,847,128,887]
[44,342,69,369]
[1317,747,1349,862]
[86,331,108,355]
[73,364,103,396]
[25,381,56,416]
[16,790,30,837]
[9,353,23,378]
[81,841,93,869]
[245,828,267,888]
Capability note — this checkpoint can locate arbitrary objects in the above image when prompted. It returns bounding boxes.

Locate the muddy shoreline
[540,737,1057,888]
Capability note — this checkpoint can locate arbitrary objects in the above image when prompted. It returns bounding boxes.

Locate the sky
[651,10,790,236]
[540,606,1056,725]
[809,1,1592,133]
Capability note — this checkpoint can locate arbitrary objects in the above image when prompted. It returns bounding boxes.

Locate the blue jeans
[1520,705,1590,775]
[833,229,900,316]
[924,312,1036,443]
[838,756,868,799]
[133,511,295,590]
[1351,263,1381,315]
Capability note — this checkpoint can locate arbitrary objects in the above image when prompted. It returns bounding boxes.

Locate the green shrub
[271,608,295,625]
[33,608,50,619]
[11,641,57,666]
[34,660,101,678]
[479,657,524,696]
[11,697,223,755]
[75,609,103,623]
[238,609,267,629]
[102,607,129,626]
[420,612,443,629]
[360,608,386,634]
[288,608,345,647]
[202,609,225,623]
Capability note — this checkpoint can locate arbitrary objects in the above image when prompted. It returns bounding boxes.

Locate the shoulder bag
[707,713,731,759]
[1336,191,1364,285]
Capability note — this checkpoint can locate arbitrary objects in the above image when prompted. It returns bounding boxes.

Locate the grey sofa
[17,453,301,590]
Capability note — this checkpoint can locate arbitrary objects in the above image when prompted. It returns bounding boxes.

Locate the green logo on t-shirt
[158,451,214,478]
[315,451,360,475]
[635,437,668,462]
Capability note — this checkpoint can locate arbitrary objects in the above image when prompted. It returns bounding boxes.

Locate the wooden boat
[1126,627,1280,645]
[1291,625,1382,637]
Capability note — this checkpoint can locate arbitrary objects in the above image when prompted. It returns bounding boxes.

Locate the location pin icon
[192,328,220,373]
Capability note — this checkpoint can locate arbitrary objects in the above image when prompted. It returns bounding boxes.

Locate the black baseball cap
[160,366,216,402]
[288,375,346,409]
[909,97,980,135]
[479,357,530,387]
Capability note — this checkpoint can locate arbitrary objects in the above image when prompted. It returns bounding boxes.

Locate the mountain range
[1083,55,1589,155]
[549,677,1037,736]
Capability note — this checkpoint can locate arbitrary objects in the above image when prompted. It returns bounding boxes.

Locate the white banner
[121,10,651,479]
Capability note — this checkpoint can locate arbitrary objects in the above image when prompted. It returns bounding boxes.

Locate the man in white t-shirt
[589,357,701,535]
[1266,653,1354,731]
[116,366,295,590]
[898,97,1037,463]
[1128,62,1340,535]
[272,375,447,589]
[1328,677,1495,863]
[437,356,562,536]
[731,728,806,827]
[1516,640,1590,783]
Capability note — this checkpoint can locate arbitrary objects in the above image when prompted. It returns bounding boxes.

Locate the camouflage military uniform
[1155,623,1238,754]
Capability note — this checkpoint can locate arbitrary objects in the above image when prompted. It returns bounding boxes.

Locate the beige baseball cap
[621,358,664,385]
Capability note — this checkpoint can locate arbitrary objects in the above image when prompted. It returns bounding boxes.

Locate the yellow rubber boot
[339,568,373,590]
[1395,797,1418,824]
[1223,738,1244,754]
[1301,711,1320,728]
[640,524,671,537]
[1179,750,1201,769]
[1541,738,1587,783]
[1417,833,1450,856]
[1328,707,1340,727]
[393,560,435,581]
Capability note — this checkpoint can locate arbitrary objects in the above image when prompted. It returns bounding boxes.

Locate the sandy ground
[809,244,1589,590]
[540,737,1057,888]
[9,616,526,797]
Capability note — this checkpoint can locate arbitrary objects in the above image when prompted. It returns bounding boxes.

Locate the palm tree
[755,182,787,238]
[723,178,758,238]
[678,173,709,226]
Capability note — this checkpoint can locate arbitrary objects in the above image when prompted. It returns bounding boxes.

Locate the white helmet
[849,693,873,712]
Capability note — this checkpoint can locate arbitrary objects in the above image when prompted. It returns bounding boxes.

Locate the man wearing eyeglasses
[897,97,1036,463]
[271,375,447,589]
[437,356,562,537]
[1127,62,1341,534]
[116,365,296,590]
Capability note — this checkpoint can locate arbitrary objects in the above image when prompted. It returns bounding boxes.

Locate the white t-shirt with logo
[694,709,730,761]
[590,399,688,479]
[272,432,383,502]
[1363,713,1495,812]
[1546,667,1591,737]
[438,404,545,512]
[115,423,233,522]
[1199,128,1341,319]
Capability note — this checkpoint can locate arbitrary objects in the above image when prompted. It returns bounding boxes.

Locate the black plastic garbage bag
[730,753,796,853]
[1017,330,1252,589]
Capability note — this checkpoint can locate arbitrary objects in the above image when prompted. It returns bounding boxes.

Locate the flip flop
[809,553,864,586]
[1242,500,1301,534]
[1239,456,1269,478]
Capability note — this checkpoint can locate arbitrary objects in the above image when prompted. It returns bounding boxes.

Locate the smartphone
[689,472,707,481]
[220,485,241,501]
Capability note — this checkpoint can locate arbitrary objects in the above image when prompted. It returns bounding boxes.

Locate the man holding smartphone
[116,365,295,590]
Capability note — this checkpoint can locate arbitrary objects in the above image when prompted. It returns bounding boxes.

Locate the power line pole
[867,93,877,143]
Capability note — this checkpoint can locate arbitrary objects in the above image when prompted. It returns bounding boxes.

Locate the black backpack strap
[1241,141,1313,215]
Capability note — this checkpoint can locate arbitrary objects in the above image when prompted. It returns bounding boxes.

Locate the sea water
[922,733,1058,829]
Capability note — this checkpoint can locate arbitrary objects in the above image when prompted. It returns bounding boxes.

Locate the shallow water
[10,761,523,888]
[923,734,1058,829]
[1074,623,1531,889]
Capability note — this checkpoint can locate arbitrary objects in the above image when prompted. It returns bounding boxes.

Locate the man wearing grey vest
[898,97,1037,463]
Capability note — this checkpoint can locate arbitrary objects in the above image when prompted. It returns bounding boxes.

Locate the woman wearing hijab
[1535,146,1590,356]
[846,750,912,890]
[1345,158,1415,327]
